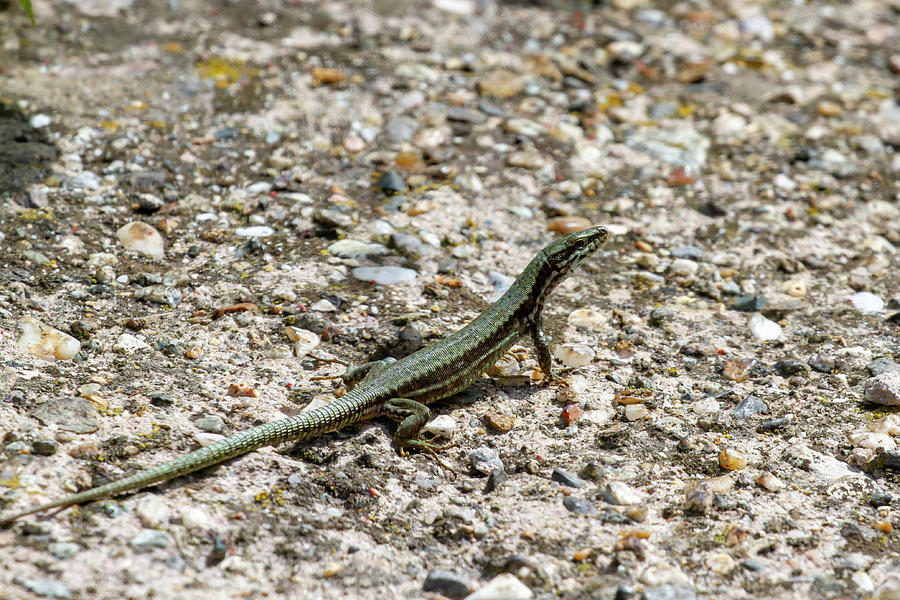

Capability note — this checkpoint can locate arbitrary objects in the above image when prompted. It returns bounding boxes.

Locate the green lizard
[0,225,609,525]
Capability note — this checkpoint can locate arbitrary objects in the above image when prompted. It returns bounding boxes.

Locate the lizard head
[542,225,609,274]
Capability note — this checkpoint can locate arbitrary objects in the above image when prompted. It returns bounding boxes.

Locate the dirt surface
[1,0,899,599]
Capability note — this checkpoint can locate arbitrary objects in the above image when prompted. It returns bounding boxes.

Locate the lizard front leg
[311,357,397,389]
[531,314,566,384]
[383,398,456,471]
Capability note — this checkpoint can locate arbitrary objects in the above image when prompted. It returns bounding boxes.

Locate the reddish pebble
[548,216,592,234]
[666,166,696,185]
[562,404,583,425]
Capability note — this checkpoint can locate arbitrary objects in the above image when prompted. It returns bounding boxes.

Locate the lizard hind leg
[383,398,457,472]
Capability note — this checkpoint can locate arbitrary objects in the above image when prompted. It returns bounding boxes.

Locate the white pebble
[553,343,595,368]
[692,398,720,415]
[285,327,320,358]
[116,221,165,259]
[748,313,781,341]
[30,114,51,128]
[705,553,736,575]
[422,415,456,439]
[234,225,274,237]
[625,404,649,421]
[17,318,81,361]
[464,573,533,600]
[310,299,337,312]
[327,239,389,258]
[852,571,875,594]
[351,266,417,285]
[136,496,171,528]
[180,506,217,531]
[113,333,151,354]
[847,431,896,451]
[602,481,642,505]
[774,173,796,191]
[567,308,607,331]
[846,291,884,314]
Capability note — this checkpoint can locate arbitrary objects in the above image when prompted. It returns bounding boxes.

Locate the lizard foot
[399,438,458,474]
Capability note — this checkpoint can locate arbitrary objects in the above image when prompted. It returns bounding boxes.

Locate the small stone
[774,360,808,377]
[136,496,171,528]
[755,472,785,491]
[553,343,595,368]
[116,221,165,259]
[722,358,755,382]
[748,313,781,341]
[423,415,456,439]
[705,553,736,575]
[602,481,642,505]
[648,308,673,327]
[562,404,583,425]
[507,151,547,170]
[847,431,896,451]
[311,68,344,85]
[113,333,151,354]
[310,299,338,312]
[551,468,584,488]
[465,573,533,600]
[32,439,59,456]
[235,225,274,237]
[869,492,893,507]
[13,577,71,599]
[327,239,389,258]
[17,318,81,361]
[816,100,842,117]
[868,415,900,435]
[732,294,766,312]
[285,327,319,358]
[625,404,649,421]
[782,279,807,297]
[692,398,720,416]
[607,40,643,62]
[484,468,508,493]
[130,529,171,551]
[485,413,515,433]
[477,70,527,98]
[567,308,606,331]
[865,371,900,406]
[846,292,884,314]
[867,358,899,377]
[719,447,749,471]
[809,353,836,373]
[470,446,503,475]
[562,496,595,514]
[194,415,226,434]
[668,259,698,280]
[30,114,51,128]
[424,569,474,599]
[32,397,99,433]
[376,170,407,193]
[548,216,592,234]
[47,542,80,560]
[352,266,417,285]
[731,395,767,419]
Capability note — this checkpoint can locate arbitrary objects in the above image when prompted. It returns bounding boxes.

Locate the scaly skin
[0,226,609,525]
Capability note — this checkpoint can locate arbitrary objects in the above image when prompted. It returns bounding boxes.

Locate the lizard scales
[0,225,608,525]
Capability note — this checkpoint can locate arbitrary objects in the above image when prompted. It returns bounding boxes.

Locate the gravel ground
[1,0,899,599]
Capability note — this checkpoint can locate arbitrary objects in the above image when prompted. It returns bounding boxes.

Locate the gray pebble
[732,294,767,312]
[809,353,836,373]
[641,584,696,600]
[32,438,59,456]
[731,395,767,420]
[423,569,474,599]
[864,371,900,406]
[130,528,171,551]
[562,496,595,514]
[551,468,584,488]
[194,415,226,434]
[484,468,508,493]
[470,446,503,475]
[14,577,71,599]
[32,398,99,434]
[376,170,407,193]
[135,285,182,308]
[757,416,791,432]
[48,542,81,560]
[774,360,809,377]
[670,245,703,259]
[648,308,673,327]
[867,358,899,377]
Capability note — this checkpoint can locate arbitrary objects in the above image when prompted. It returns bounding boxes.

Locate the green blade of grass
[19,0,36,24]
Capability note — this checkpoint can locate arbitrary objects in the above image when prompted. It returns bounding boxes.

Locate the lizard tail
[0,398,368,526]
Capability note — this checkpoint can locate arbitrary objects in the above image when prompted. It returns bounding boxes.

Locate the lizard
[0,225,609,525]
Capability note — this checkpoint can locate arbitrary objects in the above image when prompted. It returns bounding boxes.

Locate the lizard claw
[399,438,458,474]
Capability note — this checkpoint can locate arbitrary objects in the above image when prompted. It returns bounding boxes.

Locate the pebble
[506,151,547,170]
[477,70,527,98]
[130,529,171,551]
[13,577,71,599]
[722,358,755,383]
[846,292,884,314]
[32,438,59,456]
[755,472,785,491]
[551,468,584,489]
[783,443,854,480]
[135,285,182,308]
[809,353,836,373]
[625,127,710,171]
[310,299,338,312]
[562,496,595,515]
[748,313,781,341]
[470,446,503,475]
[692,398,720,416]
[847,432,895,451]
[376,171,407,193]
[670,246,703,259]
[867,358,899,377]
[285,327,319,358]
[731,395,767,419]
[782,279,807,297]
[625,404,649,421]
[464,573,533,600]
[868,415,900,435]
[234,225,274,237]
[422,415,456,439]
[553,343,595,368]
[601,481,642,505]
[567,308,606,331]
[668,259,698,280]
[47,542,81,560]
[17,318,81,361]
[351,266,417,285]
[30,114,51,128]
[116,221,165,258]
[705,553,736,575]
[424,569,474,598]
[327,239,389,258]
[32,397,99,433]
[194,415,226,434]
[732,294,767,312]
[719,447,749,470]
[548,216,592,234]
[113,333,151,354]
[136,496,171,528]
[864,371,900,406]
[485,413,515,433]
[774,360,808,377]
